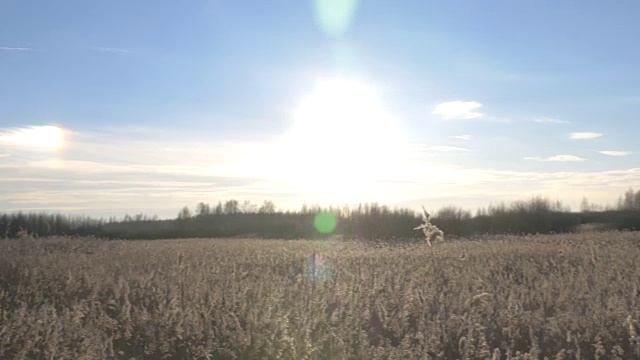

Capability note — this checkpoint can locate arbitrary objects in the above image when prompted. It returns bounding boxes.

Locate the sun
[274,77,408,200]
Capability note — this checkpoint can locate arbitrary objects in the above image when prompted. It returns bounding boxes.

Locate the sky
[1,0,639,218]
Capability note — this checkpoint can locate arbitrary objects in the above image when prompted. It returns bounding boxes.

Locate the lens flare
[313,0,359,37]
[306,252,333,281]
[314,212,337,234]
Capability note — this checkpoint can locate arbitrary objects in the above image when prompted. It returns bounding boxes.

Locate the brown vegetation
[1,232,640,359]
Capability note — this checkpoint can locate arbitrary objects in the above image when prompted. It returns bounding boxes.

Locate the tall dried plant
[413,205,444,246]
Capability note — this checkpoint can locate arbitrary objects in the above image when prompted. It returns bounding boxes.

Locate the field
[1,232,640,359]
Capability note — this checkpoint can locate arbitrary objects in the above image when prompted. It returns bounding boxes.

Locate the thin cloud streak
[428,146,469,152]
[433,101,484,120]
[600,151,631,156]
[534,117,569,124]
[569,132,602,140]
[451,135,472,140]
[0,46,31,51]
[525,155,586,162]
[94,47,133,53]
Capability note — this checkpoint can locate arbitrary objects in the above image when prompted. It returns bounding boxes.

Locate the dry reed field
[1,231,640,359]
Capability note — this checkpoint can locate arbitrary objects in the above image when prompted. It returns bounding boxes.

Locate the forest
[2,189,640,240]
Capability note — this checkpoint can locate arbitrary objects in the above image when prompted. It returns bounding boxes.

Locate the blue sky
[1,0,639,218]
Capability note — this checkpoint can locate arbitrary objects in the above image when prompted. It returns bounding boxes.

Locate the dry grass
[1,231,640,359]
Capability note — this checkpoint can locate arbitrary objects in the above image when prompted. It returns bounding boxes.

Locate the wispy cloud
[525,155,586,162]
[450,135,472,140]
[0,46,31,51]
[0,154,10,158]
[599,151,631,156]
[94,47,133,54]
[408,144,469,157]
[3,126,639,218]
[433,101,483,120]
[534,117,569,124]
[569,132,602,140]
[428,146,469,152]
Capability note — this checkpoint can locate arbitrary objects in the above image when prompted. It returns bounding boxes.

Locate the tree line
[1,189,640,240]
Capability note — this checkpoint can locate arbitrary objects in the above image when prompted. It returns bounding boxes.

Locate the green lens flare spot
[313,0,359,37]
[314,212,337,234]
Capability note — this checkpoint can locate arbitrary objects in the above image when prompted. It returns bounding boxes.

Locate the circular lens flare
[314,212,337,234]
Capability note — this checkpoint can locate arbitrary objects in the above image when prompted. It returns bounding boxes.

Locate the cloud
[0,46,31,51]
[94,47,133,53]
[0,125,65,151]
[433,101,483,120]
[525,155,586,162]
[450,135,472,140]
[534,117,569,124]
[569,132,602,140]
[0,154,10,158]
[407,144,469,158]
[599,151,631,156]
[428,146,469,152]
[3,126,639,218]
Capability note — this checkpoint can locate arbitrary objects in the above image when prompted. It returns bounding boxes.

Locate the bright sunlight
[274,77,408,201]
[0,125,65,151]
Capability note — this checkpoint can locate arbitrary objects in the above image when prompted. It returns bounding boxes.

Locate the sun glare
[275,77,408,200]
[0,125,66,151]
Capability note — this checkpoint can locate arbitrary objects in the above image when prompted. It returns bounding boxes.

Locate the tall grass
[1,232,640,359]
